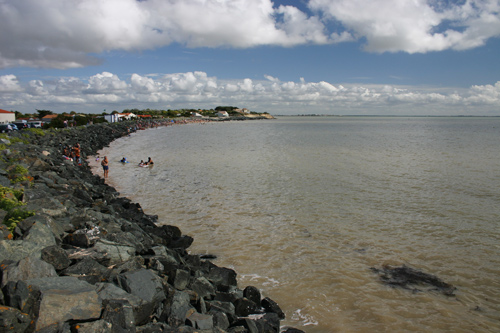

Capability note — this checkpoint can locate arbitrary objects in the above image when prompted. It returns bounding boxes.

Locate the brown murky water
[92,117,500,332]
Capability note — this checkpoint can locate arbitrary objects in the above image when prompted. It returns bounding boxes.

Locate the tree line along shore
[0,119,301,333]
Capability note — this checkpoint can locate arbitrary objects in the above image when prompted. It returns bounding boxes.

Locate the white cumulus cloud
[0,0,499,69]
[0,71,499,115]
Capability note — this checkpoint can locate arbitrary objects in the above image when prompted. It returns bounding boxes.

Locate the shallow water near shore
[91,116,500,332]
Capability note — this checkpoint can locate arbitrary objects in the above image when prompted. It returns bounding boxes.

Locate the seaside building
[103,114,119,123]
[41,114,58,123]
[117,112,137,121]
[216,111,229,118]
[0,109,15,124]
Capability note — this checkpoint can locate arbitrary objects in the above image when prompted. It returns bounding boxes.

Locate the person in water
[120,157,128,163]
[138,160,145,166]
[146,157,154,165]
[101,156,109,178]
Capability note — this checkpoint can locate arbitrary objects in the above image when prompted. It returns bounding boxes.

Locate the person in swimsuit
[73,143,81,165]
[101,156,109,178]
[146,157,154,165]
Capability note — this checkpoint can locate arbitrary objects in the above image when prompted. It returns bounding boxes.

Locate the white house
[117,112,137,120]
[235,108,250,114]
[0,109,16,124]
[104,114,119,123]
[216,111,229,118]
[191,112,203,118]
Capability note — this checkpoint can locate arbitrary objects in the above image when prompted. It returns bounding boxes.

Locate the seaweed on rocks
[371,264,456,296]
[0,121,300,332]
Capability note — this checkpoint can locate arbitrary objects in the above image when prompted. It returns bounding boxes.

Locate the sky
[1,0,500,116]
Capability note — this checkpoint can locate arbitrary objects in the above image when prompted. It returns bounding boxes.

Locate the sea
[90,116,500,332]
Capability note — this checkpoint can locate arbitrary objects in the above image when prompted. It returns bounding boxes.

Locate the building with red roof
[0,109,15,124]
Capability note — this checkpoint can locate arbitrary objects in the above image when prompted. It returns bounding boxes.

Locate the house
[117,113,137,121]
[0,109,15,124]
[216,111,229,118]
[191,112,203,118]
[234,108,250,114]
[103,114,119,123]
[41,114,58,123]
[137,115,152,119]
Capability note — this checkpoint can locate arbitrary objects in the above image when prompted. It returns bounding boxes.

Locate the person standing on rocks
[73,143,81,165]
[101,156,109,178]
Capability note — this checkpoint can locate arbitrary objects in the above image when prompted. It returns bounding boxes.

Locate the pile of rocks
[0,122,303,332]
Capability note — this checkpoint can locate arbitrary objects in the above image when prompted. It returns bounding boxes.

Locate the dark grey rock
[208,266,237,291]
[62,257,110,284]
[0,253,57,288]
[24,276,101,331]
[0,305,31,332]
[168,235,194,250]
[234,297,261,317]
[116,269,166,325]
[24,197,67,218]
[117,269,165,303]
[63,232,91,248]
[211,311,230,330]
[102,299,136,333]
[232,318,259,333]
[0,238,54,262]
[170,269,191,290]
[70,319,112,333]
[167,290,195,328]
[261,296,285,319]
[189,277,215,300]
[243,285,261,305]
[185,311,213,330]
[2,280,30,311]
[41,245,71,271]
[254,312,281,332]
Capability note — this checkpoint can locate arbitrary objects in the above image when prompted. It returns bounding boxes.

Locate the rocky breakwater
[0,123,301,333]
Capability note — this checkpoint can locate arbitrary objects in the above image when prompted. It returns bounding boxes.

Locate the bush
[25,128,45,136]
[8,164,31,184]
[4,208,35,231]
[0,186,34,231]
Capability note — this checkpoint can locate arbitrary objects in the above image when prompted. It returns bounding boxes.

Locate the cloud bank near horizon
[1,72,499,115]
[1,0,499,69]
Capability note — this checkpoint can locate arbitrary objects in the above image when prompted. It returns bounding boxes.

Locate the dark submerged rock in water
[371,264,456,296]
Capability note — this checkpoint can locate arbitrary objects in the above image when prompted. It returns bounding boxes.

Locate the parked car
[12,122,28,130]
[8,123,18,130]
[28,121,42,128]
[0,124,12,133]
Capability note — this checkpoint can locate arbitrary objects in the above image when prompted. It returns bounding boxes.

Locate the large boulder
[24,276,102,331]
[40,245,71,271]
[116,269,166,325]
[0,253,57,288]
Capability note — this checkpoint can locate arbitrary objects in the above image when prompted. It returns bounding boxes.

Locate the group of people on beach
[62,143,82,165]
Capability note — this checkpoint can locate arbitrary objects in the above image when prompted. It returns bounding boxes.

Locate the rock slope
[0,122,301,333]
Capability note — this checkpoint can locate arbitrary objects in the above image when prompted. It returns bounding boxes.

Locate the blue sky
[1,0,500,115]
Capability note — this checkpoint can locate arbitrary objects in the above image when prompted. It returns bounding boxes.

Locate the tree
[215,106,237,112]
[36,109,53,119]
